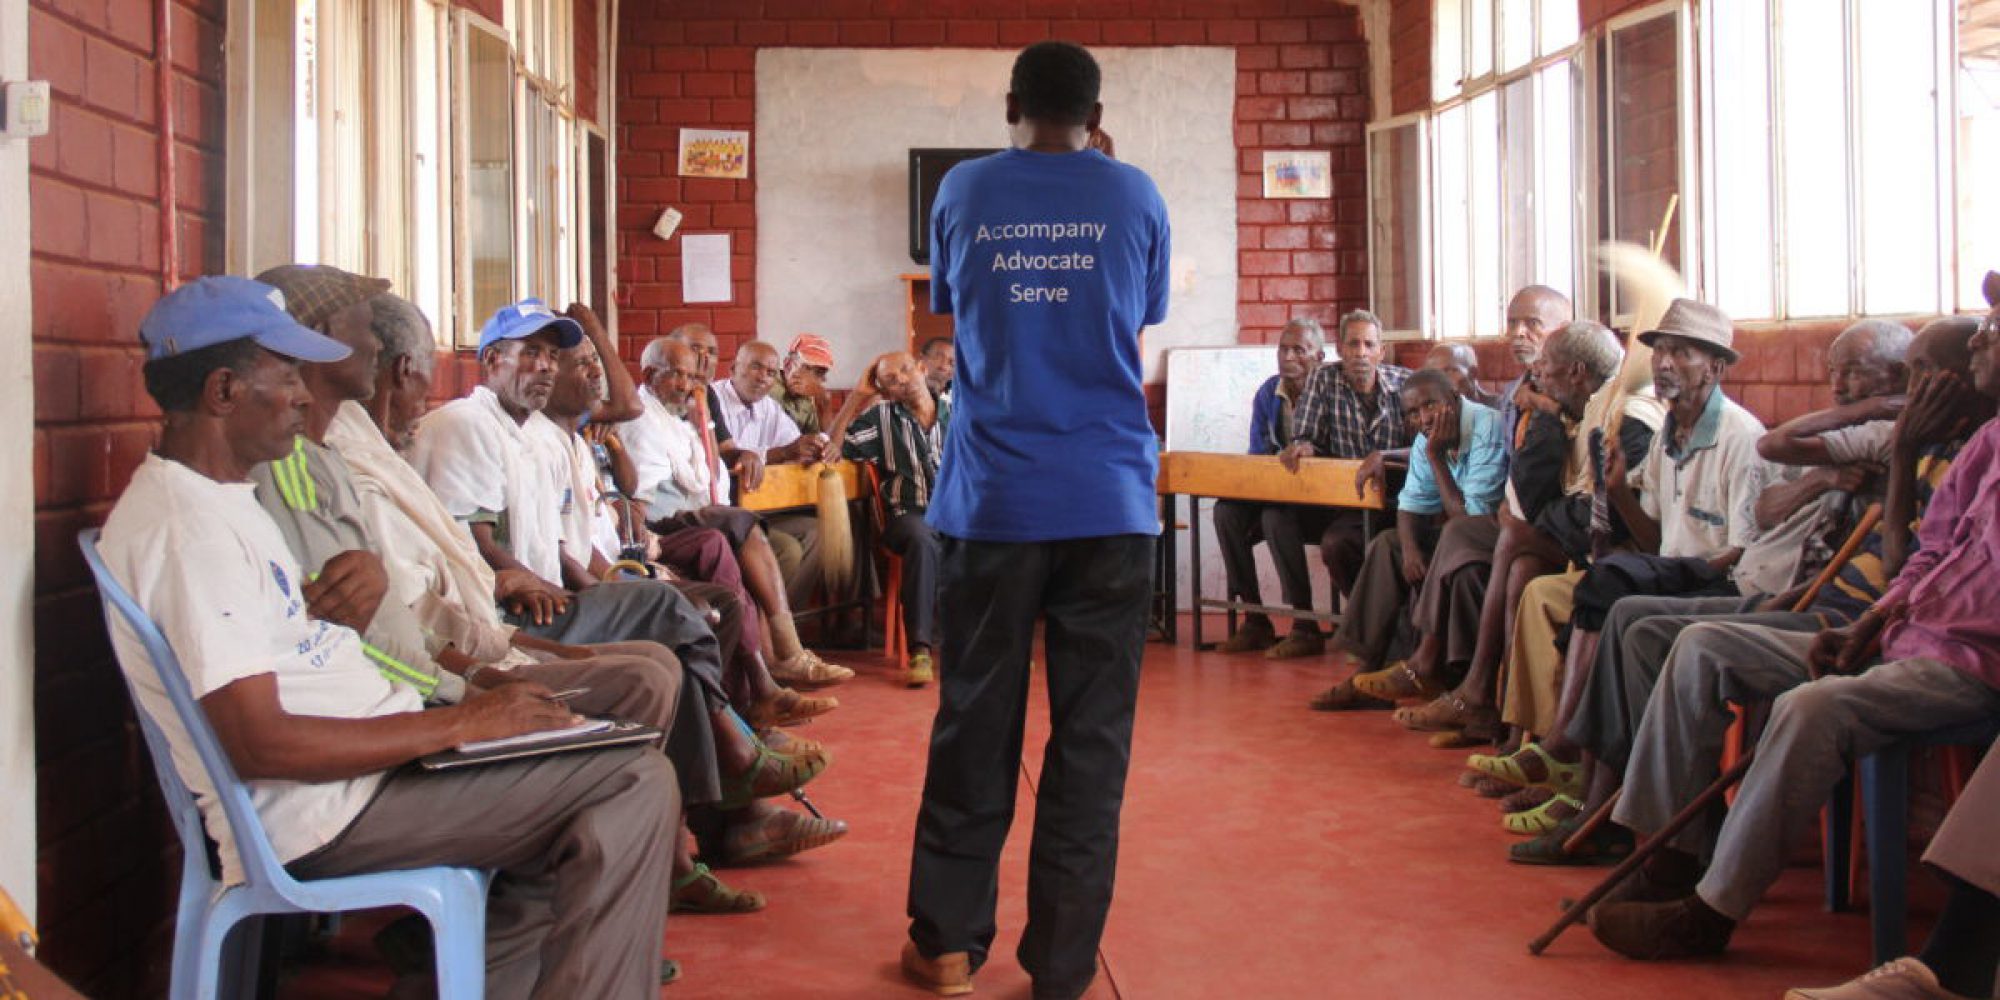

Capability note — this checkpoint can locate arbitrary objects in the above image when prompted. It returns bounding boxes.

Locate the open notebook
[418,718,662,771]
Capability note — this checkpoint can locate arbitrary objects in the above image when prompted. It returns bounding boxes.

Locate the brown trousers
[289,745,678,1000]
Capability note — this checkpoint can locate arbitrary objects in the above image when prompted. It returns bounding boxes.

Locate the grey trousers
[765,511,823,610]
[515,580,726,805]
[1332,528,1422,667]
[1566,594,1821,771]
[289,746,678,1000]
[1927,743,2000,895]
[1615,620,2000,920]
[511,641,720,807]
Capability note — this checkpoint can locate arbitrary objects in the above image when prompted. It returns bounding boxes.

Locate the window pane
[1500,0,1535,72]
[1436,0,1466,99]
[1536,62,1576,301]
[1370,122,1425,332]
[1540,0,1579,55]
[1469,90,1501,337]
[1705,0,1775,319]
[1606,13,1682,319]
[1779,1,1851,318]
[1435,105,1471,339]
[318,0,367,271]
[1856,0,1942,315]
[1959,0,2000,308]
[412,1,449,345]
[1469,0,1495,80]
[466,24,515,328]
[1501,77,1537,298]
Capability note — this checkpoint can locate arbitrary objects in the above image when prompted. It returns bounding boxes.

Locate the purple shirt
[1880,416,2000,690]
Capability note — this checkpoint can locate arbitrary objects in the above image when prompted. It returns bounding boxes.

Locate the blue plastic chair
[1823,716,1999,965]
[78,528,491,999]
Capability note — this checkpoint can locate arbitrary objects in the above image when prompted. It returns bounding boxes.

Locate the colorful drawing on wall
[1261,150,1331,199]
[679,129,750,179]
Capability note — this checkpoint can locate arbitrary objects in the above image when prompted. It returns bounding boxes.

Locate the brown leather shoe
[1589,895,1735,960]
[901,940,974,996]
[1218,617,1277,653]
[1264,630,1327,659]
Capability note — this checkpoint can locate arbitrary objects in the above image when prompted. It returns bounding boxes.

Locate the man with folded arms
[1212,317,1334,658]
[773,333,837,435]
[100,276,676,998]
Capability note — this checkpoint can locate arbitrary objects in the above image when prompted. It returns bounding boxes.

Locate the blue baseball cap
[138,276,353,363]
[477,299,585,354]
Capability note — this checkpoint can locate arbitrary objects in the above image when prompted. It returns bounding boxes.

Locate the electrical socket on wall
[1,81,50,139]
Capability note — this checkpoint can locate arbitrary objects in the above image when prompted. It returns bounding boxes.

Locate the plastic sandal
[1466,741,1585,798]
[1501,793,1583,835]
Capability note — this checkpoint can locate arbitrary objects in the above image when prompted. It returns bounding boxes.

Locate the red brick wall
[29,0,225,993]
[576,0,601,125]
[613,0,1372,377]
[1387,0,1430,116]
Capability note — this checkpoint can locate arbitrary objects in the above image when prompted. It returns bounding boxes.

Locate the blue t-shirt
[925,148,1172,542]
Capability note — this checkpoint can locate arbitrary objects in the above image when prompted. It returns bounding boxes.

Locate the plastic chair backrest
[77,528,303,897]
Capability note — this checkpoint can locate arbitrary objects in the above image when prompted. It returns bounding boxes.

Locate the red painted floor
[286,618,1917,999]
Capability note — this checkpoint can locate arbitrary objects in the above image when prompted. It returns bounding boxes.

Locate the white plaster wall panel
[754,47,1238,384]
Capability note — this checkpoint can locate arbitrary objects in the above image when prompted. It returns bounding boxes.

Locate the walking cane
[1529,753,1754,954]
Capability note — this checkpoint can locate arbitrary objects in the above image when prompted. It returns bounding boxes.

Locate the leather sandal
[716,741,829,811]
[720,808,849,865]
[671,862,766,914]
[1309,679,1394,712]
[745,688,839,729]
[1351,662,1440,702]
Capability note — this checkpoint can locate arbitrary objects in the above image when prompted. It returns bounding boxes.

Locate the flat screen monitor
[908,147,1000,265]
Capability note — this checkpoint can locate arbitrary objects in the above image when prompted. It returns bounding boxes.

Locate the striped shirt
[1290,362,1414,459]
[842,396,952,519]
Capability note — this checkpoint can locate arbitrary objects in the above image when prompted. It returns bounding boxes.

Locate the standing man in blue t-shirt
[901,42,1171,1000]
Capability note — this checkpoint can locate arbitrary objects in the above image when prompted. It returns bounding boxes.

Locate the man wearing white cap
[99,277,677,998]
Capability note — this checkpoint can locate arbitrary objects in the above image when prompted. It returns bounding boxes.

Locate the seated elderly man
[1426,341,1501,409]
[713,339,831,611]
[919,335,955,403]
[1312,370,1507,702]
[1469,299,1765,833]
[1787,743,2000,999]
[1512,316,1984,864]
[1589,305,2000,961]
[621,337,853,690]
[1213,317,1335,657]
[102,276,676,998]
[1358,323,1659,733]
[828,351,949,687]
[1277,310,1414,608]
[773,333,837,434]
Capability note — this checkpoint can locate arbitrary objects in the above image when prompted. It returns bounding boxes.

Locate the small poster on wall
[679,128,750,179]
[1262,150,1331,199]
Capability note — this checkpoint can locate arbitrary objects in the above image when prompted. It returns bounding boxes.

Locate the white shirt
[99,454,422,884]
[618,385,712,516]
[712,377,802,457]
[1632,391,1768,560]
[324,401,521,665]
[405,386,570,583]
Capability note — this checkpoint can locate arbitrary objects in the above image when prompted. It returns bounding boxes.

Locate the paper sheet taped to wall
[682,233,733,304]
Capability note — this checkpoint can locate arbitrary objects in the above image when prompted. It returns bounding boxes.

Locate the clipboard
[417,719,662,771]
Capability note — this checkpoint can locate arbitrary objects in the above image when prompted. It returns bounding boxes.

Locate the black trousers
[884,511,943,650]
[1211,500,1335,630]
[907,533,1154,996]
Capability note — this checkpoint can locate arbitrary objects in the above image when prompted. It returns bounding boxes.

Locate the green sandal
[1508,815,1632,867]
[1501,793,1583,835]
[671,862,766,914]
[716,742,830,811]
[1466,741,1585,799]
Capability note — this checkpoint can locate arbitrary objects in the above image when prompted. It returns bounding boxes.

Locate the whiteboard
[754,48,1239,385]
[1164,344,1275,453]
[1161,344,1335,617]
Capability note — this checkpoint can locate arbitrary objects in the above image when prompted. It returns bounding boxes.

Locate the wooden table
[1157,452,1387,650]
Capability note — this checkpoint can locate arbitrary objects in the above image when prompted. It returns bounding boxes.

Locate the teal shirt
[1397,400,1507,516]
